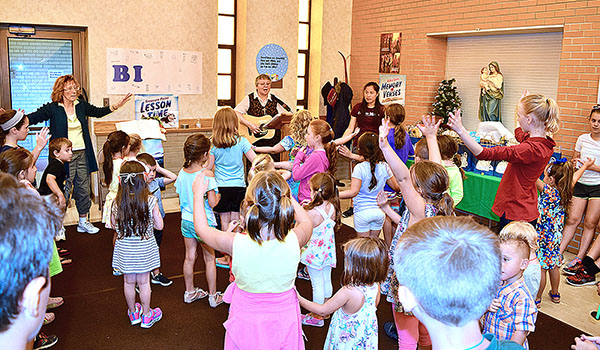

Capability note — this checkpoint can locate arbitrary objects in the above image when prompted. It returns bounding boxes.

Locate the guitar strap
[270,94,292,113]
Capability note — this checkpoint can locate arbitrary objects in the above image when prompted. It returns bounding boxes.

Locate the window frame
[217,1,237,107]
[297,0,311,110]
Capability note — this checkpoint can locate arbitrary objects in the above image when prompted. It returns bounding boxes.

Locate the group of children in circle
[1,79,598,349]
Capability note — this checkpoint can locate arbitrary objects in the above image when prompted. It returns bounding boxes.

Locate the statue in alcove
[479,61,504,122]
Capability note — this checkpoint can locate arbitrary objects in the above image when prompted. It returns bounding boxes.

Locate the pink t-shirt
[292,149,329,203]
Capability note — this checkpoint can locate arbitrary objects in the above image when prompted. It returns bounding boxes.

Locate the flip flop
[47,297,64,310]
[60,257,73,265]
[535,299,541,307]
[58,248,70,256]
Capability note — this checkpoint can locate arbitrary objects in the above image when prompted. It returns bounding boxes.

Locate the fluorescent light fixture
[8,26,36,36]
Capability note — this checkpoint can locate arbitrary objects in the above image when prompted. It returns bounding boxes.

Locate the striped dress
[112,196,160,274]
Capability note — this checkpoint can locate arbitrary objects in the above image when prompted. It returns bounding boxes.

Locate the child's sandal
[209,292,224,308]
[535,299,541,307]
[549,291,561,304]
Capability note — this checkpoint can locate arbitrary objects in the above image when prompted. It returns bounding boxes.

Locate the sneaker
[46,296,64,310]
[33,332,58,350]
[77,220,99,234]
[342,207,354,218]
[566,269,597,286]
[297,267,310,281]
[151,272,173,287]
[209,292,224,308]
[301,313,324,327]
[184,287,208,303]
[112,268,123,276]
[55,227,66,241]
[128,303,142,325]
[563,258,583,276]
[384,321,398,341]
[140,307,162,328]
[43,312,55,325]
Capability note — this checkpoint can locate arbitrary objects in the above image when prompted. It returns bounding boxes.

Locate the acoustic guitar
[238,114,282,144]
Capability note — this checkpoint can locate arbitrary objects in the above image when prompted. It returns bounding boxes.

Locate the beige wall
[1,0,218,121]
[239,0,299,109]
[317,0,352,117]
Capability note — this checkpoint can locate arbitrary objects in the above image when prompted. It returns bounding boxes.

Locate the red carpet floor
[43,212,583,349]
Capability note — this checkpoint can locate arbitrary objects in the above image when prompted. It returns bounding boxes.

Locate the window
[218,0,236,107]
[297,0,310,110]
[0,25,85,170]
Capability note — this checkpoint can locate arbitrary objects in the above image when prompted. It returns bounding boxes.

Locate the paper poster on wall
[379,75,406,105]
[107,48,202,95]
[256,44,288,82]
[135,94,179,129]
[379,33,401,74]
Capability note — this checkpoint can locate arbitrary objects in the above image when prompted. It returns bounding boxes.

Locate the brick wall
[350,0,600,253]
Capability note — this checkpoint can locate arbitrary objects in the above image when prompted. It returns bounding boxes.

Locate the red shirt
[477,128,556,221]
[351,102,385,146]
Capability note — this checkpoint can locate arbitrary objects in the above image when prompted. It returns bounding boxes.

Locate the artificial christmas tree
[432,78,462,125]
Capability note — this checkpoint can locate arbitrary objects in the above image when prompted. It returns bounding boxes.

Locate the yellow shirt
[61,100,85,150]
[232,230,300,293]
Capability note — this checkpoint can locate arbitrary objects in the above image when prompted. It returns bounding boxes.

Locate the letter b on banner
[112,65,143,82]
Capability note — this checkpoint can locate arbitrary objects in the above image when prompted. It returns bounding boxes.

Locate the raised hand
[447,109,466,135]
[378,118,391,150]
[376,191,389,208]
[417,114,441,139]
[35,127,50,150]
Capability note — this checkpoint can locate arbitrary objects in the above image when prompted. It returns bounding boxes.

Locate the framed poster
[379,33,401,74]
[134,94,179,128]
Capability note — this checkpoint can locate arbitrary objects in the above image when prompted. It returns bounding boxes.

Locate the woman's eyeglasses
[63,86,80,92]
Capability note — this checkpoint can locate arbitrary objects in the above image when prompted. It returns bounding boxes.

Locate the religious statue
[478,61,504,122]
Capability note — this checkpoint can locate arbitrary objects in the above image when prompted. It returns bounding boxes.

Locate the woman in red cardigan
[448,93,558,229]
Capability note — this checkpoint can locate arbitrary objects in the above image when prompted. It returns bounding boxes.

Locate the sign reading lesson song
[256,44,288,82]
[107,48,202,95]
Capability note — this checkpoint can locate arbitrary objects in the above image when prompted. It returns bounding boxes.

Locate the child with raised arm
[377,118,454,349]
[483,232,537,349]
[111,161,164,328]
[137,152,177,287]
[298,237,389,349]
[0,108,50,162]
[192,170,313,350]
[299,173,341,327]
[393,216,525,349]
[448,94,558,229]
[175,134,223,307]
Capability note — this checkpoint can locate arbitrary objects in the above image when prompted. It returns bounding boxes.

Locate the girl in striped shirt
[111,160,164,328]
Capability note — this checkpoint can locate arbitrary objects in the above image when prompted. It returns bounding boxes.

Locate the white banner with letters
[107,48,202,95]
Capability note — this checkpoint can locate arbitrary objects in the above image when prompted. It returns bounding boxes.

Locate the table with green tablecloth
[406,159,500,221]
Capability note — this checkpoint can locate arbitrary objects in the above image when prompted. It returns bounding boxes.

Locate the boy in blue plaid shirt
[483,228,538,349]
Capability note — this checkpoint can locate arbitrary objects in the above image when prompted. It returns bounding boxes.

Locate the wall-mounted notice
[379,74,406,105]
[256,44,288,82]
[107,48,202,95]
[135,94,179,129]
[379,33,401,74]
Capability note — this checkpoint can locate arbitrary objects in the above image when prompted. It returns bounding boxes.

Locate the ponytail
[310,120,337,176]
[433,192,455,217]
[102,130,130,186]
[304,173,341,230]
[452,154,467,180]
[386,103,407,150]
[357,132,384,190]
[520,94,560,134]
[323,141,338,176]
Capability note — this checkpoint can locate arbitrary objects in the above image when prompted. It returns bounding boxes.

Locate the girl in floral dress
[534,157,590,304]
[298,237,388,349]
[299,173,341,327]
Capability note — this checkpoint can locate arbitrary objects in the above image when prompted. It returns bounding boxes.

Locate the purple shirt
[384,128,414,192]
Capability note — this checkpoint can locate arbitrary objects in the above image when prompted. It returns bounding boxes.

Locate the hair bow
[119,172,144,185]
[554,157,567,164]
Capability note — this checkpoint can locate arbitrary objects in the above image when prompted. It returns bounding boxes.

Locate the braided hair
[357,132,384,191]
